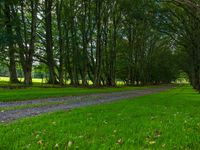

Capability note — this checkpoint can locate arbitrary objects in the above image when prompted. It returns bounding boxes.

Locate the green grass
[0,86,159,102]
[0,102,64,112]
[0,85,200,149]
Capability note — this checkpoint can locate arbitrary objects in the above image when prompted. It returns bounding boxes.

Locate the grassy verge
[0,102,64,112]
[0,85,163,102]
[0,85,200,149]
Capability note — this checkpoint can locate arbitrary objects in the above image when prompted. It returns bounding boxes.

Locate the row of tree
[0,0,194,87]
[160,0,200,91]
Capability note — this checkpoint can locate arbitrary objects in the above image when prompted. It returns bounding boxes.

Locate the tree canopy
[0,0,199,91]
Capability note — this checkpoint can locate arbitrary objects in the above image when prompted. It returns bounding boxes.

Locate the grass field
[0,85,200,149]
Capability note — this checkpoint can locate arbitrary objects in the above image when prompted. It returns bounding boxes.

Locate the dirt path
[0,86,173,122]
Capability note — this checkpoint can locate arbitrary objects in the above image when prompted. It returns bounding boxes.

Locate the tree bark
[56,0,64,85]
[70,0,79,86]
[109,3,117,86]
[45,0,58,84]
[4,3,19,83]
[81,0,89,86]
[94,0,102,86]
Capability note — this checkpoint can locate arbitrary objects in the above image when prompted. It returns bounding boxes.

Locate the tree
[0,0,188,88]
[44,0,58,84]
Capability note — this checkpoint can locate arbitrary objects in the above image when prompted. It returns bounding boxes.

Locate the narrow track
[0,86,173,122]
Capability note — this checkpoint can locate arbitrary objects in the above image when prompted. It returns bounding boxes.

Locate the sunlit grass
[0,102,64,112]
[0,76,125,85]
[0,77,43,83]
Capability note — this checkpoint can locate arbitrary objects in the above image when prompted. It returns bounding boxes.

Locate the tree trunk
[94,0,102,86]
[8,46,19,83]
[81,0,89,86]
[45,0,57,84]
[56,0,64,85]
[15,0,38,85]
[109,5,117,86]
[4,3,19,83]
[70,0,79,86]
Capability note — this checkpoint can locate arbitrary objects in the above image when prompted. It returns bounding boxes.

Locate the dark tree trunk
[15,0,38,85]
[70,0,79,86]
[81,0,89,86]
[24,0,38,85]
[127,24,135,85]
[94,0,102,86]
[45,0,58,84]
[56,0,64,85]
[4,3,19,83]
[109,6,117,86]
[8,46,19,83]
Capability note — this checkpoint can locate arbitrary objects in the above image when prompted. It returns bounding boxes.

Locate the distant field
[0,76,188,86]
[0,77,125,86]
[0,77,43,83]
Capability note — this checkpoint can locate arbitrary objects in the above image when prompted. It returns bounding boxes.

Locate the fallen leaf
[149,141,156,145]
[35,135,39,139]
[55,143,59,148]
[78,135,84,138]
[37,140,43,145]
[113,130,117,133]
[52,122,56,125]
[68,141,73,147]
[154,130,161,138]
[117,138,123,145]
[25,144,31,148]
[103,120,108,124]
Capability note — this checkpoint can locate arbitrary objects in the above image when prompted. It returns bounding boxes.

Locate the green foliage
[0,0,199,88]
[0,65,9,76]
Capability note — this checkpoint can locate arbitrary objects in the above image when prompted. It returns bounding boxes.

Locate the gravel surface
[0,86,173,122]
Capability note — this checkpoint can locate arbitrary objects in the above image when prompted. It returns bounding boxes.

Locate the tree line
[0,0,197,88]
[159,0,200,91]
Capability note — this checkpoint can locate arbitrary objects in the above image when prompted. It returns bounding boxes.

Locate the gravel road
[0,86,173,122]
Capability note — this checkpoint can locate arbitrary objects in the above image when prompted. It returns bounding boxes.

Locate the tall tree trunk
[70,0,79,86]
[128,24,134,85]
[94,0,102,86]
[109,4,117,86]
[8,46,19,83]
[4,3,19,83]
[24,0,38,85]
[45,0,57,84]
[81,0,88,86]
[56,0,64,85]
[14,0,36,85]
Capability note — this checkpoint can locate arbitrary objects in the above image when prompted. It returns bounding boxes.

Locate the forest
[0,0,199,90]
[2,0,200,149]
